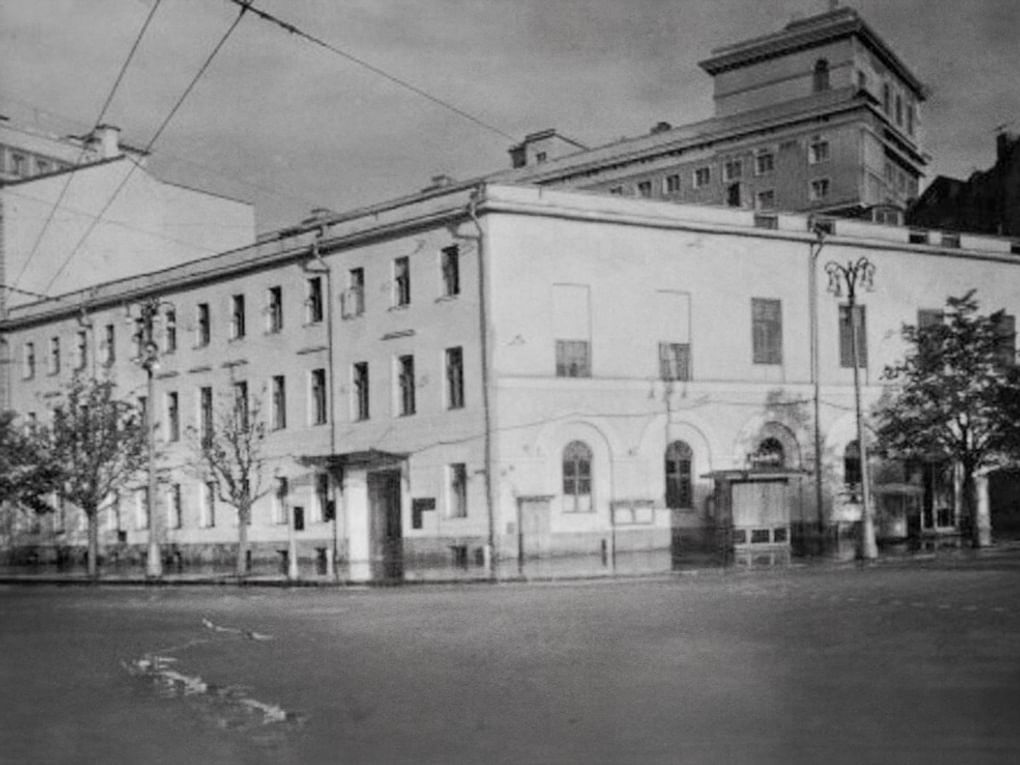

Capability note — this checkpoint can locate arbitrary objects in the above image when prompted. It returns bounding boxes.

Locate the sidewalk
[3,540,1019,587]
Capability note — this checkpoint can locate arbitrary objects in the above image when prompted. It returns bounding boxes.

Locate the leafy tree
[186,387,269,577]
[874,291,1020,545]
[49,375,148,577]
[0,411,61,555]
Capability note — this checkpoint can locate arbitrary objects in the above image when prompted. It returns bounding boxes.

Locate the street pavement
[2,554,1019,764]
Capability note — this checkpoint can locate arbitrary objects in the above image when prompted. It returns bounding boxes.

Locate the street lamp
[824,257,878,560]
[127,296,173,579]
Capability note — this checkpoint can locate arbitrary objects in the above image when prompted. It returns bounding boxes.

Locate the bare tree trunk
[86,507,99,580]
[961,467,978,547]
[236,507,249,577]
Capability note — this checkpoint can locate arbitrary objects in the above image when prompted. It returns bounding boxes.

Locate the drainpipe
[467,188,497,580]
[306,229,339,579]
[809,220,826,549]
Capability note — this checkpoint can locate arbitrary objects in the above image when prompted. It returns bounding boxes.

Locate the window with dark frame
[164,309,177,353]
[665,440,693,509]
[345,268,365,317]
[233,381,249,426]
[839,305,868,368]
[813,59,830,92]
[311,368,327,425]
[637,180,652,197]
[694,167,711,188]
[272,375,286,430]
[316,473,329,523]
[267,286,283,332]
[441,245,460,297]
[353,362,370,420]
[448,463,467,518]
[23,342,35,379]
[49,337,60,374]
[446,346,464,409]
[398,355,416,416]
[230,294,246,339]
[167,391,180,442]
[75,330,88,370]
[755,151,774,175]
[562,440,593,512]
[306,277,323,323]
[665,174,681,193]
[200,386,213,444]
[752,298,783,365]
[197,303,210,347]
[394,257,410,307]
[104,324,115,365]
[556,340,591,377]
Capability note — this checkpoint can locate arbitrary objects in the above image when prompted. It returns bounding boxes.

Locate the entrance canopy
[297,449,409,478]
[702,468,809,483]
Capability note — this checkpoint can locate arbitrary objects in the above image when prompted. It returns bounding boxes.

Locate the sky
[2,0,1018,234]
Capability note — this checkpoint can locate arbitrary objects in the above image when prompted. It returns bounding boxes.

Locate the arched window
[844,439,862,486]
[752,437,785,468]
[665,441,693,509]
[562,441,593,512]
[813,59,830,92]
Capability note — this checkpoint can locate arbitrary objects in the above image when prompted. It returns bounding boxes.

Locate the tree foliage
[49,375,148,576]
[185,388,269,576]
[874,291,1020,541]
[0,410,60,514]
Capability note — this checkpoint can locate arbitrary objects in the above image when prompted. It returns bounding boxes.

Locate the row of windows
[562,440,694,511]
[342,245,460,318]
[0,143,71,179]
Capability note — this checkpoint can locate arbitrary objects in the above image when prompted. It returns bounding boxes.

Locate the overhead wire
[221,0,520,144]
[41,3,250,296]
[9,0,165,292]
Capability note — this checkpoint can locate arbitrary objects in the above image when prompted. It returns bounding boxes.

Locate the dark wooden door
[368,470,403,580]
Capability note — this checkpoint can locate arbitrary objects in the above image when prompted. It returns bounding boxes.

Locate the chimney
[88,124,121,159]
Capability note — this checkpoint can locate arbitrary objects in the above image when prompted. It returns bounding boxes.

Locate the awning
[297,449,409,473]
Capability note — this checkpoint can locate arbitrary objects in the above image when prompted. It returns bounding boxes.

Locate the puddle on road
[123,620,306,748]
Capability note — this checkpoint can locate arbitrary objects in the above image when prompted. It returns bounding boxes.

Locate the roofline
[0,154,129,187]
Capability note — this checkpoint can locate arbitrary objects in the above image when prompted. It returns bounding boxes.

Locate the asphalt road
[2,556,1019,765]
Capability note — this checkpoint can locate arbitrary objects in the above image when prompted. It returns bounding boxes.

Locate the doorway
[368,469,403,580]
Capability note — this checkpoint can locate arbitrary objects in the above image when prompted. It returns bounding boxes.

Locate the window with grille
[752,298,783,364]
[665,441,693,509]
[562,441,593,512]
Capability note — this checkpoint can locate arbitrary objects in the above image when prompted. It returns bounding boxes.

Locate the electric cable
[41,3,249,296]
[222,0,519,144]
[10,0,165,291]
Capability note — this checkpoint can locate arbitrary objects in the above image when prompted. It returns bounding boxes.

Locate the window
[907,103,915,136]
[882,82,891,113]
[751,437,785,468]
[895,94,903,126]
[315,473,329,523]
[23,342,35,379]
[857,70,868,90]
[752,298,783,365]
[230,294,246,339]
[996,313,1016,366]
[723,159,742,182]
[166,392,180,442]
[637,180,652,197]
[393,257,410,307]
[726,183,741,207]
[272,375,286,430]
[562,441,593,512]
[306,277,323,323]
[36,159,50,175]
[164,309,177,353]
[754,151,774,175]
[49,337,61,374]
[693,167,711,188]
[136,487,150,530]
[344,268,365,317]
[445,347,464,409]
[556,340,591,377]
[397,355,415,416]
[267,286,283,332]
[664,174,681,194]
[754,213,779,230]
[448,463,468,518]
[200,482,216,528]
[199,386,213,443]
[808,136,830,164]
[940,233,960,248]
[167,484,182,530]
[11,153,25,177]
[813,59,830,92]
[274,477,289,525]
[441,245,460,297]
[536,151,547,163]
[809,178,830,201]
[196,303,210,347]
[75,330,88,370]
[353,362,370,420]
[609,186,624,195]
[839,305,868,367]
[310,368,327,425]
[103,324,115,365]
[665,441,693,509]
[233,381,249,425]
[844,440,862,487]
[755,190,775,210]
[659,342,691,382]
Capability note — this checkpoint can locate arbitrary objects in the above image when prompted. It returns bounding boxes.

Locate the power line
[222,0,519,144]
[10,0,165,291]
[41,4,249,296]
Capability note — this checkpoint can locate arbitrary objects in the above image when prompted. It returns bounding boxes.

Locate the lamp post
[824,257,878,560]
[128,297,172,579]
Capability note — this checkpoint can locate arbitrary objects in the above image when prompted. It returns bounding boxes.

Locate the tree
[874,291,1020,546]
[49,375,147,578]
[0,411,61,555]
[186,387,269,577]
